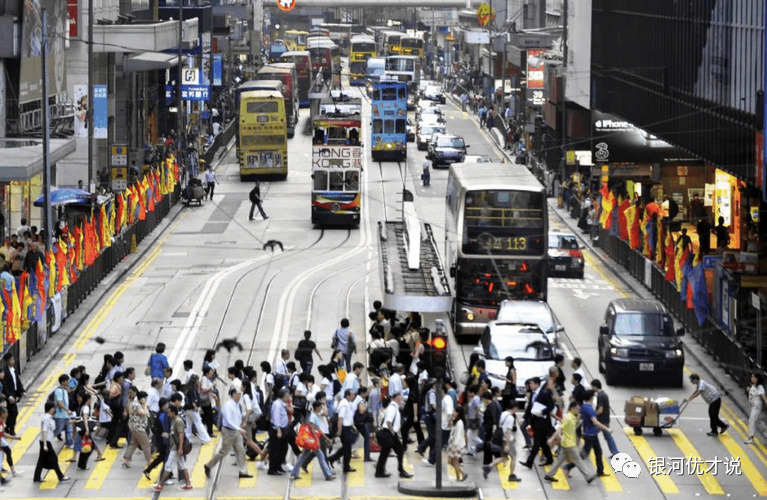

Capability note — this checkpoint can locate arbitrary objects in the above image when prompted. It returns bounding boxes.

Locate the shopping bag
[296,424,320,451]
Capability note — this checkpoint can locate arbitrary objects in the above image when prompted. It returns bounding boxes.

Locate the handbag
[295,423,319,451]
[81,435,93,454]
[182,440,193,456]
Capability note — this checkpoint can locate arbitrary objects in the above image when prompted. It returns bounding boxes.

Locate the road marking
[719,403,767,467]
[10,426,39,460]
[347,449,365,487]
[582,250,630,298]
[402,453,415,477]
[497,460,520,489]
[559,342,573,361]
[137,459,160,488]
[588,454,622,491]
[666,429,724,495]
[40,446,75,489]
[718,432,767,495]
[572,289,598,300]
[239,460,259,488]
[294,460,312,487]
[191,436,220,488]
[543,463,569,490]
[625,427,679,494]
[84,438,125,489]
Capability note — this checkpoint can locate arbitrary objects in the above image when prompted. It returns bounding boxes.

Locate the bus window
[246,101,279,113]
[346,171,360,191]
[329,172,345,191]
[313,171,328,190]
[327,127,347,143]
[381,88,397,100]
[398,87,406,100]
[384,120,394,134]
[395,118,406,134]
[373,119,383,133]
[349,129,360,145]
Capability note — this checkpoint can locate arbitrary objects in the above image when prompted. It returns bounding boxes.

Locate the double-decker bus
[445,164,548,339]
[370,81,407,161]
[320,23,353,53]
[238,90,288,180]
[256,65,299,138]
[400,35,425,58]
[349,35,377,85]
[278,51,311,107]
[311,98,363,226]
[385,55,421,110]
[284,30,309,51]
[307,37,341,89]
[382,31,403,55]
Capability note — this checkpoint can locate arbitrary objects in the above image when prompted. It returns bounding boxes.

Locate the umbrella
[34,187,94,207]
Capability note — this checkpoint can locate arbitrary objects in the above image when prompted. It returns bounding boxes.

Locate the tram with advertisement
[256,65,299,138]
[445,164,548,340]
[370,81,407,161]
[349,35,377,85]
[311,98,363,226]
[400,35,425,58]
[278,51,312,106]
[238,90,288,180]
[307,37,341,89]
[283,30,309,51]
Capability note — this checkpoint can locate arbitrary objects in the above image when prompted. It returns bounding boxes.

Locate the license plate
[639,363,654,371]
[555,265,566,271]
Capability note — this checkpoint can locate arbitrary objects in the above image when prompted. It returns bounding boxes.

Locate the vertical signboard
[93,85,108,139]
[213,54,223,86]
[73,84,88,137]
[526,48,546,107]
[20,0,68,104]
[67,0,78,37]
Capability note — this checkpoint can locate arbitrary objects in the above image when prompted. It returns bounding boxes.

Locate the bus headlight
[466,312,475,321]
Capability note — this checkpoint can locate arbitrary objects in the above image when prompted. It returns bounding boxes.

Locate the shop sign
[277,0,296,12]
[476,3,495,27]
[566,150,576,165]
[68,0,78,37]
[526,49,546,108]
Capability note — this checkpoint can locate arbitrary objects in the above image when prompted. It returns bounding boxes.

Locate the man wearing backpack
[248,181,269,221]
[52,374,73,447]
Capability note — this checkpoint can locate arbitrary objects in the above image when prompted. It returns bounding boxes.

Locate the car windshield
[437,137,464,148]
[488,331,554,361]
[613,313,674,336]
[422,107,441,115]
[549,234,579,249]
[422,126,443,135]
[497,305,554,332]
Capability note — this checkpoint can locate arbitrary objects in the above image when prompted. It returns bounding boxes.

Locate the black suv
[427,134,468,167]
[598,299,685,386]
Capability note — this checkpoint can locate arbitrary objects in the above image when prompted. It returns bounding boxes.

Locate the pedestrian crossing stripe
[294,460,312,487]
[719,403,767,467]
[543,463,569,490]
[402,453,415,478]
[239,460,258,488]
[85,438,125,490]
[137,462,161,488]
[10,426,38,457]
[496,460,520,490]
[718,432,767,496]
[191,436,220,489]
[588,455,621,491]
[347,448,365,487]
[625,428,679,494]
[666,429,724,495]
[40,446,75,489]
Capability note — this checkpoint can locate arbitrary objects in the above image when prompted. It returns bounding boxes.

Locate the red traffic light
[432,337,447,350]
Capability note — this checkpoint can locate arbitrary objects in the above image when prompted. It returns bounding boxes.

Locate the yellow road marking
[443,454,456,480]
[719,432,767,495]
[625,427,679,494]
[543,463,570,490]
[402,453,414,477]
[497,459,520,489]
[40,446,75,489]
[15,373,58,428]
[719,404,767,467]
[239,460,258,488]
[666,429,724,495]
[582,250,630,298]
[294,460,313,487]
[191,435,219,489]
[589,454,621,491]
[84,438,125,489]
[10,426,39,459]
[137,457,161,489]
[346,448,365,487]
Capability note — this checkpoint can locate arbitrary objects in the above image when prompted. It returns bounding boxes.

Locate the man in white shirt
[342,362,363,395]
[204,388,250,479]
[571,357,587,388]
[375,392,413,478]
[388,364,404,397]
[328,390,358,473]
[684,373,728,436]
[426,390,454,465]
[34,402,69,482]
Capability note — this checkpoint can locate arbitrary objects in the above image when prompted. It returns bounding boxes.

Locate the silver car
[416,123,446,150]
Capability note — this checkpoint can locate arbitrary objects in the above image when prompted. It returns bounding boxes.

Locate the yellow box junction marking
[666,428,724,495]
[625,428,679,494]
[40,446,75,489]
[718,432,767,496]
[346,447,365,487]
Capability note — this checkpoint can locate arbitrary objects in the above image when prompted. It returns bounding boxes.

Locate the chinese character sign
[93,84,108,139]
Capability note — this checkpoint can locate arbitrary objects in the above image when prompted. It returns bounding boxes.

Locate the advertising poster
[73,84,88,137]
[93,84,108,139]
[20,0,67,104]
[526,48,546,107]
[201,54,211,86]
[213,54,223,86]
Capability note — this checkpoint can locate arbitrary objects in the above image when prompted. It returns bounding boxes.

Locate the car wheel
[577,271,584,279]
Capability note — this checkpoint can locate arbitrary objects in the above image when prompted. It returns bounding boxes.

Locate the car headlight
[666,349,684,358]
[610,347,629,357]
[466,312,475,321]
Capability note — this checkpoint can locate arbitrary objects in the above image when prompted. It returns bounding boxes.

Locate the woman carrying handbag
[76,393,104,470]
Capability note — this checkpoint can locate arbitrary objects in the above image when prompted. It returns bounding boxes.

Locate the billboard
[20,0,68,105]
[73,84,87,138]
[526,48,546,107]
[93,85,108,139]
[591,111,695,164]
[212,54,223,86]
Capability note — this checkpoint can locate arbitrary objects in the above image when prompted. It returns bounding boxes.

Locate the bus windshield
[246,101,279,114]
[313,170,360,191]
[462,190,545,256]
[352,42,376,53]
[386,58,416,72]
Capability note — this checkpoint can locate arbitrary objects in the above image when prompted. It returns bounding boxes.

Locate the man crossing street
[249,181,269,221]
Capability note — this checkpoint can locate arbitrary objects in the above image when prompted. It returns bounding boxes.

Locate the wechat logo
[611,453,641,478]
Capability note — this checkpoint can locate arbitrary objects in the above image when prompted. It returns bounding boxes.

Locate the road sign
[476,3,495,27]
[276,0,296,12]
[110,145,128,166]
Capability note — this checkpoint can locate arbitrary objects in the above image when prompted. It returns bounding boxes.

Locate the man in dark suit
[3,352,24,435]
[520,376,554,468]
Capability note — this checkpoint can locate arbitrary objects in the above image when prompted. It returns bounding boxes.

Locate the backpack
[48,387,64,404]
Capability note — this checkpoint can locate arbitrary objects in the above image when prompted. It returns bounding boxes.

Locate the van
[598,299,685,386]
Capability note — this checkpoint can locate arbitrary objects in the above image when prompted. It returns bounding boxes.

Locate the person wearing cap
[267,388,291,475]
[203,388,251,480]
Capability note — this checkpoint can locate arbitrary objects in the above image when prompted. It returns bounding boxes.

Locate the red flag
[618,199,630,241]
[34,260,46,315]
[665,233,676,282]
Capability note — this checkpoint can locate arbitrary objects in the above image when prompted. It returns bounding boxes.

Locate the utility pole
[87,0,94,191]
[176,0,185,177]
[560,0,568,181]
[41,9,53,252]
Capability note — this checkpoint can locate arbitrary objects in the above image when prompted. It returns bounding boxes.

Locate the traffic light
[430,320,448,379]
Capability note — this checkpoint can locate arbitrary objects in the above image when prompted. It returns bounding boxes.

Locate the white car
[495,299,565,352]
[457,155,493,164]
[471,322,555,405]
[422,85,446,103]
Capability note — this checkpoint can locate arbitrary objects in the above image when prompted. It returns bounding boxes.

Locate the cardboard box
[644,414,659,427]
[624,396,646,425]
[644,399,659,427]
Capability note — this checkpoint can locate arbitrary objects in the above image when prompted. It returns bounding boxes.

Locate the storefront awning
[0,138,76,182]
[123,52,185,72]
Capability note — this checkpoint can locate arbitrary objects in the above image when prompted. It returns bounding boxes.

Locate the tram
[370,81,407,161]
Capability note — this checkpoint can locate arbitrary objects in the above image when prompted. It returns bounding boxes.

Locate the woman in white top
[447,406,467,482]
[746,372,767,444]
[240,377,267,465]
[319,365,336,417]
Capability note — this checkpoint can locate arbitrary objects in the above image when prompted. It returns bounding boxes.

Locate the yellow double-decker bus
[382,31,402,55]
[238,90,288,181]
[284,30,309,51]
[400,35,425,58]
[349,35,376,85]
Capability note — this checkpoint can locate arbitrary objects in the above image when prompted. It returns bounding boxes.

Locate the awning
[0,138,76,182]
[123,52,185,73]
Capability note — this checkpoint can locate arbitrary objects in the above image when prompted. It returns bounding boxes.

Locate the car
[494,300,564,352]
[416,104,444,123]
[268,40,288,62]
[427,134,468,167]
[471,322,556,407]
[416,123,446,150]
[457,155,493,164]
[419,79,439,93]
[597,299,685,387]
[421,85,446,104]
[415,114,444,134]
[548,231,585,278]
[406,118,415,142]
